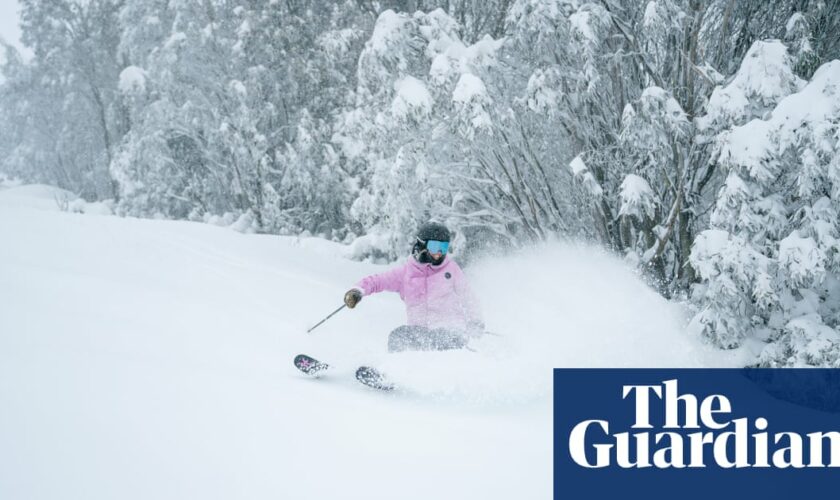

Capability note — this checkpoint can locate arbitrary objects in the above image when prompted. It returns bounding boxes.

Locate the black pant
[387,325,469,353]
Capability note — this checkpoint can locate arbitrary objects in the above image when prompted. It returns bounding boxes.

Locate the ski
[294,354,394,391]
[294,354,330,376]
[355,366,395,391]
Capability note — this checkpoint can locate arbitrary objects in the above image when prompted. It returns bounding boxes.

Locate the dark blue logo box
[553,369,840,500]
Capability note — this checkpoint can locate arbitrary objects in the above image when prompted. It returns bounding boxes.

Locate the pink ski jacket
[354,256,483,331]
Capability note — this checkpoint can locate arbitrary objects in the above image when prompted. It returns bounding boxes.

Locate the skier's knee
[388,335,406,353]
[388,325,415,352]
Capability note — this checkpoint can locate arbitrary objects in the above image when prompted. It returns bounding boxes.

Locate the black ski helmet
[416,222,451,243]
[412,222,451,264]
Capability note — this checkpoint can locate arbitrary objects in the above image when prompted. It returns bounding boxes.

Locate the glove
[344,288,363,309]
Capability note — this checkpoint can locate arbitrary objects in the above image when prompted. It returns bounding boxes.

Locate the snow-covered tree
[2,0,128,199]
[3,0,840,338]
[110,0,365,235]
[334,8,506,257]
[690,42,840,366]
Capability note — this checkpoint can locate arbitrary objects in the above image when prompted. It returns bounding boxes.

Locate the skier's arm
[354,264,405,296]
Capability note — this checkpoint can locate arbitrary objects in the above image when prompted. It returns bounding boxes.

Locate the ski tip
[294,354,328,375]
[355,366,395,391]
[293,354,309,368]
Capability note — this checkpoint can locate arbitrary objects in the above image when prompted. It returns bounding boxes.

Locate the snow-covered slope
[0,184,745,500]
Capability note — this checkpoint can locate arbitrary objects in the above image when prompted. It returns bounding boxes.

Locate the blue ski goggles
[425,240,450,255]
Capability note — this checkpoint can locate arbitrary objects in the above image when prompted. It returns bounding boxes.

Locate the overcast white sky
[0,0,31,61]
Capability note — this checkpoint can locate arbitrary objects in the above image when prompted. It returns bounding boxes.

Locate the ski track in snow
[0,185,749,500]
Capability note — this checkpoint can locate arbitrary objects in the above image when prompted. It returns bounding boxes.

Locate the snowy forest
[2,0,840,368]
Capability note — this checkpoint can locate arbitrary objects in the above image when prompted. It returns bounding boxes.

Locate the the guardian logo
[568,378,840,469]
[555,369,840,499]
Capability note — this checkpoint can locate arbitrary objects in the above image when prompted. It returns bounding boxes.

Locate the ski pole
[306,304,347,333]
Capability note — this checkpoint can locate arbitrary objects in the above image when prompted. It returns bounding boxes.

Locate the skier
[343,222,485,352]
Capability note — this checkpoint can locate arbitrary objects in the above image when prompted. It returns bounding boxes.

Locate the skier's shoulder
[442,256,463,272]
[434,256,465,277]
[392,257,418,276]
